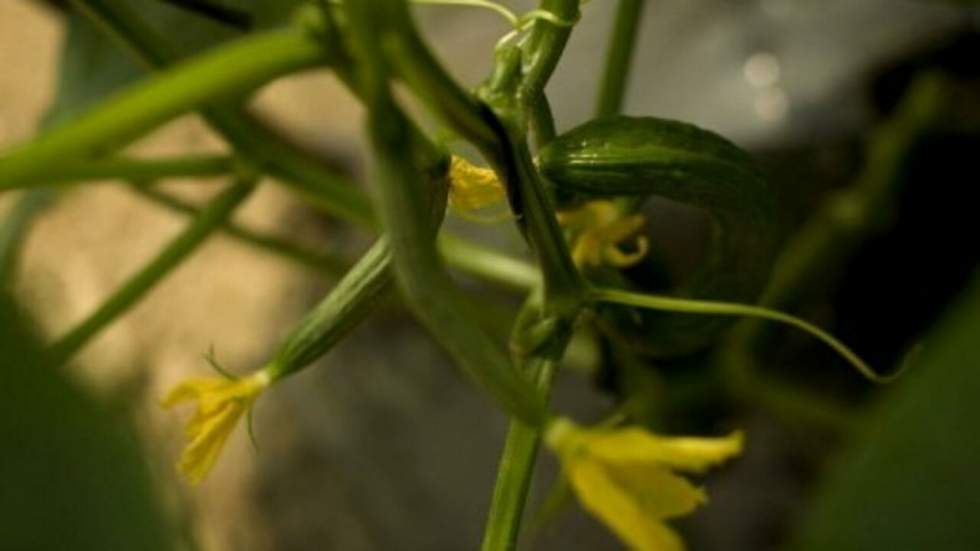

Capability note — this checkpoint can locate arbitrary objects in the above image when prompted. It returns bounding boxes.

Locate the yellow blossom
[161,370,271,484]
[447,155,510,220]
[557,200,650,268]
[544,417,744,551]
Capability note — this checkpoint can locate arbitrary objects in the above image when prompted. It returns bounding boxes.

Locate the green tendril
[413,0,520,26]
[203,344,238,380]
[246,406,260,453]
[589,287,904,384]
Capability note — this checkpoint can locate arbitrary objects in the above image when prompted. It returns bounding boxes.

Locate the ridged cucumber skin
[540,116,779,357]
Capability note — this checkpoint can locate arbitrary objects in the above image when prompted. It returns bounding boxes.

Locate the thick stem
[481,296,572,550]
[345,0,545,426]
[480,359,557,551]
[500,134,583,309]
[529,95,557,148]
[478,2,587,546]
[517,0,581,108]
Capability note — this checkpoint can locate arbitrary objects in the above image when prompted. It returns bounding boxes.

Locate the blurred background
[1,1,979,550]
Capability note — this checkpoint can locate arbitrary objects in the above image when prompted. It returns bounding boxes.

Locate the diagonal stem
[48,176,256,364]
[130,185,351,278]
[0,29,327,192]
[2,154,234,190]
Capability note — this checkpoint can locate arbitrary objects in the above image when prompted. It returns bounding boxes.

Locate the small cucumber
[539,116,766,209]
[540,116,779,357]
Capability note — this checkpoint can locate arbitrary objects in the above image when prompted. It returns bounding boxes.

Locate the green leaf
[791,275,980,551]
[0,296,173,551]
[46,14,145,126]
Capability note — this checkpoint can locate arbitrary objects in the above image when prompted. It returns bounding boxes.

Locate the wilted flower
[558,200,649,268]
[447,155,510,219]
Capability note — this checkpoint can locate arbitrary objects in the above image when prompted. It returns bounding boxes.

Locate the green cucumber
[540,116,779,357]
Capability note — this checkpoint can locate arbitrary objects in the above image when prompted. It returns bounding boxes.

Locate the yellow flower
[447,155,510,220]
[557,200,650,268]
[161,370,271,484]
[545,418,744,551]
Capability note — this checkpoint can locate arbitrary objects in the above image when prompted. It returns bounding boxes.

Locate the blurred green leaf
[50,0,302,124]
[46,14,146,126]
[791,274,980,551]
[0,296,173,551]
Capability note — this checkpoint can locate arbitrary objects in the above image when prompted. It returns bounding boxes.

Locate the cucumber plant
[0,0,904,549]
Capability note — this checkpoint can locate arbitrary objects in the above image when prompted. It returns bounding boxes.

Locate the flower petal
[589,429,744,474]
[602,213,646,241]
[179,402,244,484]
[604,461,709,520]
[160,378,227,408]
[604,236,649,268]
[568,459,687,551]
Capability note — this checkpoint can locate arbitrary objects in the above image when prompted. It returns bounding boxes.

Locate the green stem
[353,0,582,302]
[483,0,585,307]
[479,3,587,546]
[371,0,581,305]
[516,0,581,108]
[130,186,351,278]
[438,234,539,291]
[73,0,535,292]
[48,178,255,364]
[481,292,572,550]
[501,135,584,308]
[376,1,500,153]
[345,0,545,425]
[1,155,234,190]
[0,29,326,190]
[71,0,375,227]
[135,182,536,290]
[529,95,557,148]
[595,0,644,117]
[201,108,376,226]
[480,359,557,551]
